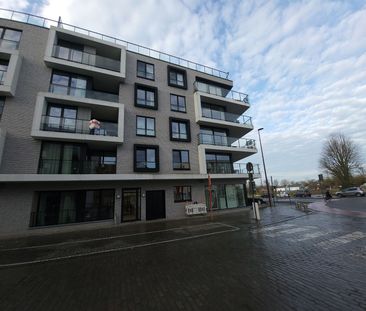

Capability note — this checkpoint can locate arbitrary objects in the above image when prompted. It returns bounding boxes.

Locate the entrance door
[146,190,165,220]
[122,188,140,222]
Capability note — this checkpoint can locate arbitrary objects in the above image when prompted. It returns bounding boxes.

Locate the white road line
[253,223,295,233]
[316,231,366,250]
[0,227,240,268]
[0,222,234,251]
[286,230,337,242]
[264,226,316,238]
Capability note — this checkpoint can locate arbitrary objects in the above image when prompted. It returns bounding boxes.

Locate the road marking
[286,230,337,242]
[0,222,236,251]
[316,231,366,250]
[0,226,240,268]
[264,226,316,237]
[252,223,295,233]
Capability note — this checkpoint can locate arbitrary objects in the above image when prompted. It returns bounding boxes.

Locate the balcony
[0,51,22,96]
[44,26,126,88]
[40,115,118,137]
[206,161,260,176]
[49,83,118,103]
[38,159,116,174]
[31,93,124,145]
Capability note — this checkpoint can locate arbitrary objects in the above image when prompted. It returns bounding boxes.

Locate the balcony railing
[198,133,256,149]
[0,70,6,85]
[207,161,260,175]
[52,45,121,72]
[0,8,229,79]
[40,115,118,137]
[202,109,252,126]
[194,81,249,104]
[0,38,19,49]
[38,159,116,174]
[49,84,119,102]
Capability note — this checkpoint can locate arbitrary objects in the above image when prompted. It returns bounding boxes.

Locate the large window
[0,27,22,49]
[202,103,225,121]
[0,97,4,120]
[134,145,159,172]
[38,142,116,174]
[170,118,191,142]
[0,59,8,85]
[200,127,228,146]
[173,150,190,170]
[31,189,115,227]
[43,104,78,133]
[136,116,155,137]
[168,66,187,89]
[50,71,89,97]
[206,153,233,174]
[174,186,192,202]
[205,184,245,210]
[135,84,158,109]
[170,94,186,113]
[137,60,154,80]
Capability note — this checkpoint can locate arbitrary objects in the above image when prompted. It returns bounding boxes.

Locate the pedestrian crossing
[252,223,366,254]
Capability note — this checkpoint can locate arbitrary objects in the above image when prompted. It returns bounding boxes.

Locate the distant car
[335,187,365,197]
[295,190,311,198]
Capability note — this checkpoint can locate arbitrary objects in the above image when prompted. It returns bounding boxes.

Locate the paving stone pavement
[0,204,365,311]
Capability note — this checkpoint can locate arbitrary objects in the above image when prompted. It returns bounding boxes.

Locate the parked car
[295,190,311,198]
[335,187,365,197]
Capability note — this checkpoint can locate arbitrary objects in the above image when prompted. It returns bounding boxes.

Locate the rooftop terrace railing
[0,8,230,79]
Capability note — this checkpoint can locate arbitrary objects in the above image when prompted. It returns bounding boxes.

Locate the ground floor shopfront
[0,178,250,236]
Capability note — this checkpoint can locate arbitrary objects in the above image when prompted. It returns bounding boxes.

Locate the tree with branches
[319,133,363,187]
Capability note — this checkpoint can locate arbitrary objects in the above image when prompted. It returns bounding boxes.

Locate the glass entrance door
[122,188,140,222]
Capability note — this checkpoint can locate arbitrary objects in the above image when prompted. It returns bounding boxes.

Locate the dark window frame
[135,83,158,110]
[170,94,186,113]
[136,115,156,137]
[137,60,155,80]
[0,27,22,49]
[168,66,187,89]
[0,96,5,120]
[174,186,192,202]
[169,117,191,142]
[172,150,190,170]
[134,144,159,172]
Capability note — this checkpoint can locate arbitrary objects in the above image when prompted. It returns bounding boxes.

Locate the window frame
[136,115,156,137]
[137,60,155,80]
[172,150,190,170]
[170,94,186,113]
[134,144,159,172]
[174,186,192,202]
[168,66,187,89]
[0,27,22,49]
[169,117,191,142]
[134,83,158,110]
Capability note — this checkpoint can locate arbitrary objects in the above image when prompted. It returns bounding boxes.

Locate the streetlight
[258,128,272,207]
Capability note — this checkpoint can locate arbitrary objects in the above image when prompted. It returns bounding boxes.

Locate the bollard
[255,202,261,221]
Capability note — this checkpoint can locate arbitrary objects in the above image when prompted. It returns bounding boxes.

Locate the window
[206,153,233,174]
[173,150,190,170]
[135,84,158,109]
[0,60,8,85]
[0,97,5,120]
[50,71,89,97]
[174,186,192,202]
[136,116,155,137]
[170,94,186,112]
[31,189,114,227]
[0,27,22,49]
[168,66,187,89]
[134,145,159,172]
[43,104,78,132]
[170,118,190,142]
[137,60,154,80]
[200,127,228,146]
[202,102,225,121]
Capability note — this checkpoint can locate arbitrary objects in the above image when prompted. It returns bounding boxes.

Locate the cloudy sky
[1,0,366,182]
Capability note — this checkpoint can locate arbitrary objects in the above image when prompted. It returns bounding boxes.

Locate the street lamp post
[258,128,272,207]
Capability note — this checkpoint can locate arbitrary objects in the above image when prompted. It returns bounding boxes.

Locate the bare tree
[319,133,362,187]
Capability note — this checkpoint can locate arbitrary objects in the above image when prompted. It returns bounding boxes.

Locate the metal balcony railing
[0,38,20,49]
[0,8,229,79]
[194,81,249,104]
[202,109,252,126]
[49,84,119,102]
[38,159,116,174]
[52,45,121,72]
[206,161,260,175]
[198,133,256,149]
[40,115,118,137]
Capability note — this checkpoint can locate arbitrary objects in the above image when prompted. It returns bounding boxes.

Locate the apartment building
[0,9,259,236]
